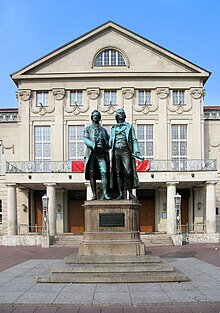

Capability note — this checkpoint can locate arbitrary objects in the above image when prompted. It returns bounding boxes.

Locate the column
[7,184,17,235]
[166,182,178,235]
[46,183,57,236]
[206,181,217,234]
[85,182,93,200]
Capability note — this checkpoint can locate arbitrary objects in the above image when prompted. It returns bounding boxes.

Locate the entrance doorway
[137,190,155,232]
[34,190,45,233]
[68,190,86,233]
[178,189,189,232]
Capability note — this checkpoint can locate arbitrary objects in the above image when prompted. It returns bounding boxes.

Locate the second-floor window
[70,91,83,106]
[137,125,154,160]
[104,90,117,106]
[0,144,2,175]
[34,126,51,171]
[36,92,49,107]
[172,124,187,170]
[173,90,185,105]
[138,90,151,105]
[68,126,84,160]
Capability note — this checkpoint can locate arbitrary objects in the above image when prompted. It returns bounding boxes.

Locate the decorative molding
[167,102,192,114]
[2,145,15,154]
[64,91,89,115]
[87,88,100,100]
[122,88,134,100]
[30,92,55,116]
[133,90,158,114]
[190,88,205,99]
[18,90,31,101]
[156,88,169,99]
[52,88,65,101]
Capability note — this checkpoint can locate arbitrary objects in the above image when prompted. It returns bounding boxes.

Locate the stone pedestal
[37,199,188,283]
[78,200,145,256]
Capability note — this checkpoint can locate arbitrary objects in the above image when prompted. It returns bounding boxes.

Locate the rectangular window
[172,125,187,170]
[70,91,83,106]
[138,90,151,105]
[0,144,2,175]
[173,90,185,105]
[0,200,2,224]
[34,126,51,172]
[104,91,117,106]
[68,126,84,160]
[137,125,154,159]
[36,92,49,107]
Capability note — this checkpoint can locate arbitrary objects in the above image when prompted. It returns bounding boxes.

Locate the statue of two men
[84,109,140,200]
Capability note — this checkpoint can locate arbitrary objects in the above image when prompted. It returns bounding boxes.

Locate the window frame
[70,90,83,106]
[104,90,117,106]
[34,126,51,172]
[95,49,126,67]
[171,124,188,170]
[68,125,84,161]
[137,124,154,160]
[36,91,49,107]
[173,90,185,106]
[138,90,152,106]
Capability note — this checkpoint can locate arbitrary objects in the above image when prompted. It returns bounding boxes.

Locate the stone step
[37,254,188,284]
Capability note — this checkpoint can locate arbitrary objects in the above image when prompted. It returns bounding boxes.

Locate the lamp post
[174,193,182,234]
[42,194,49,235]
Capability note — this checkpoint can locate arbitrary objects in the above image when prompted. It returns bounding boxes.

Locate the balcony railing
[6,159,217,173]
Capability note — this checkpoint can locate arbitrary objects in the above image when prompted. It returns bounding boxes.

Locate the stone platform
[37,254,188,283]
[37,199,188,283]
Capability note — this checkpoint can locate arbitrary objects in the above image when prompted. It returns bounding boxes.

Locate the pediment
[11,21,210,81]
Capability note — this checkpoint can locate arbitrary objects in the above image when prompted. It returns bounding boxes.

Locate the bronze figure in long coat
[109,109,140,199]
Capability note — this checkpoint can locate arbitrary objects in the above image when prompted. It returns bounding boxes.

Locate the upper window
[137,125,154,160]
[68,126,84,160]
[34,126,51,172]
[138,90,151,106]
[36,92,49,107]
[95,49,126,66]
[173,90,185,105]
[70,91,83,106]
[0,144,2,175]
[104,90,117,106]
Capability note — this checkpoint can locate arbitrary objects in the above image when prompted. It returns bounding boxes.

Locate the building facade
[0,21,219,245]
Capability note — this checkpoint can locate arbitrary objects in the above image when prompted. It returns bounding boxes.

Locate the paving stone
[165,290,209,303]
[130,291,171,305]
[12,307,37,313]
[0,291,23,304]
[13,291,59,305]
[93,291,132,306]
[54,291,94,305]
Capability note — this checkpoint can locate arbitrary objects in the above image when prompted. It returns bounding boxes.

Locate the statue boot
[116,176,124,200]
[101,174,112,200]
[128,178,136,200]
[90,175,97,200]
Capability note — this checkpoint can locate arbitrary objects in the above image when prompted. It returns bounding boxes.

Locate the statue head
[115,109,126,123]
[91,110,101,122]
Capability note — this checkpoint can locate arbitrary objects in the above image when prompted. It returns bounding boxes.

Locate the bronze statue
[109,109,140,199]
[84,110,111,200]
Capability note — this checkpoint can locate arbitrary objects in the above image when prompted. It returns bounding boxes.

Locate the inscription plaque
[99,213,124,227]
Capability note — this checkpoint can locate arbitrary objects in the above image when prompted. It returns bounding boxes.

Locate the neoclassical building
[0,21,219,246]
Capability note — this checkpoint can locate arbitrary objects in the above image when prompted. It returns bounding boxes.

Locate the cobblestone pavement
[0,243,219,312]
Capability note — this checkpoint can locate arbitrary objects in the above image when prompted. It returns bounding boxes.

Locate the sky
[0,0,220,108]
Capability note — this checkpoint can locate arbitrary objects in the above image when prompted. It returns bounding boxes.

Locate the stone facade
[0,21,219,245]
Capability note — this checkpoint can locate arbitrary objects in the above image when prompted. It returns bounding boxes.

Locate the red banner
[71,160,150,172]
[72,161,84,172]
[136,160,150,172]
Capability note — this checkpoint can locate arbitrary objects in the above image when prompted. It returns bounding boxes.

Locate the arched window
[94,49,126,66]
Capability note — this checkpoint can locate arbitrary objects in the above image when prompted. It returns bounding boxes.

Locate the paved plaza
[0,244,219,312]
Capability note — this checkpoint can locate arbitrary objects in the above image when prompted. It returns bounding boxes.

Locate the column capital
[44,183,57,187]
[205,180,218,186]
[6,183,17,187]
[166,181,179,187]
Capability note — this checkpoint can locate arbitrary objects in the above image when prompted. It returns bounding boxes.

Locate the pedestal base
[78,200,145,256]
